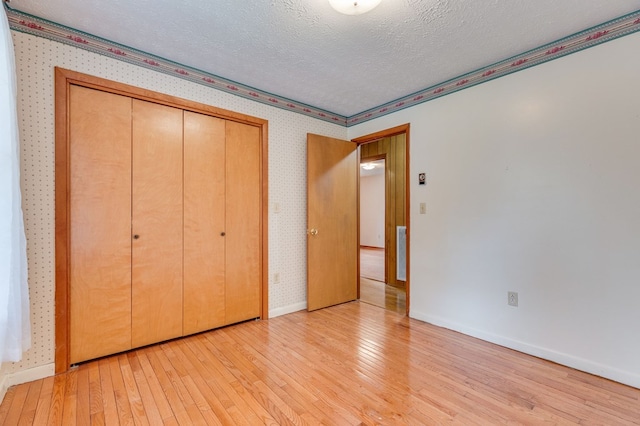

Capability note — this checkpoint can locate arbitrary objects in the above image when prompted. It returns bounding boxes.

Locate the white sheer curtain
[0,5,31,363]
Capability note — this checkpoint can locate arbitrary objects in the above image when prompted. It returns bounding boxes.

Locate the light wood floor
[360,247,406,314]
[1,302,639,425]
[360,247,385,282]
[360,277,406,314]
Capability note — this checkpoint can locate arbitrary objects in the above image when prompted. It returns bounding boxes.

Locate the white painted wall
[360,173,385,248]
[348,32,640,388]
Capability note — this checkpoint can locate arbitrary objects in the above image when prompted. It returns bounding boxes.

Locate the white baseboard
[0,372,8,404]
[410,310,640,390]
[0,363,55,404]
[269,302,307,318]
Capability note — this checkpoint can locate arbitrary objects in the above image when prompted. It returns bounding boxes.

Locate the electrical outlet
[273,272,280,284]
[508,291,518,307]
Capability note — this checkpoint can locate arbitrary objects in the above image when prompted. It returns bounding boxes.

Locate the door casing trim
[352,124,410,315]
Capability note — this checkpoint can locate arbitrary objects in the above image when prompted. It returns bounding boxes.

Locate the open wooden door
[307,133,358,311]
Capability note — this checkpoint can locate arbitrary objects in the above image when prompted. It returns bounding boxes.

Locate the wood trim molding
[55,68,268,127]
[260,119,269,320]
[54,67,269,373]
[54,68,70,374]
[352,123,410,316]
[404,127,411,316]
[356,146,361,300]
[352,124,410,145]
[360,153,386,163]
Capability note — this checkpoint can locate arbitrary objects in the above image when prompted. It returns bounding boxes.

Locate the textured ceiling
[8,0,640,117]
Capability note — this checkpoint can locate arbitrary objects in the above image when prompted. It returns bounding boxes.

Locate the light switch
[419,203,426,214]
[274,202,281,213]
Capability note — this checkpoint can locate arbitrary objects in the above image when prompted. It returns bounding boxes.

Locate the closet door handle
[220,232,226,236]
[133,234,140,239]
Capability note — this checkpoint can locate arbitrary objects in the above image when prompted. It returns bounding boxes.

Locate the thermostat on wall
[418,173,426,185]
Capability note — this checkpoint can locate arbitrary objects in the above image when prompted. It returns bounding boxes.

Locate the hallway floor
[359,247,406,314]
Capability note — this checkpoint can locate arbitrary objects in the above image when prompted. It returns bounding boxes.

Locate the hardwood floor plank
[231,326,345,425]
[179,338,245,425]
[145,346,193,425]
[16,378,42,425]
[136,349,176,422]
[260,312,500,424]
[87,360,102,418]
[3,380,29,426]
[183,374,224,426]
[252,318,400,424]
[108,353,134,426]
[214,330,309,425]
[157,344,209,425]
[76,364,91,425]
[90,410,105,426]
[360,246,384,282]
[326,308,543,423]
[61,368,78,426]
[2,302,639,425]
[276,313,410,387]
[119,353,151,426]
[162,417,179,426]
[198,333,280,425]
[0,388,16,424]
[127,351,163,425]
[183,338,253,426]
[31,375,55,425]
[163,339,225,425]
[360,277,406,313]
[46,373,68,426]
[97,358,119,425]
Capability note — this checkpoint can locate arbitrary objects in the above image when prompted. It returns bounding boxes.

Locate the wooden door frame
[352,124,410,315]
[54,67,269,373]
[359,153,388,284]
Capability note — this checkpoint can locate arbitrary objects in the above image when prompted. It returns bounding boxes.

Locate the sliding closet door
[225,121,261,324]
[69,86,132,364]
[183,111,226,335]
[131,100,184,347]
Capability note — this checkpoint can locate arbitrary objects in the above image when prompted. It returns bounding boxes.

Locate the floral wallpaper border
[5,5,346,125]
[6,5,640,127]
[347,10,640,126]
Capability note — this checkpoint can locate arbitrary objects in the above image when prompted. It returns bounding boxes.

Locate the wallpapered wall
[8,30,347,374]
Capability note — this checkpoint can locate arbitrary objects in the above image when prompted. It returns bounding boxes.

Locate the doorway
[305,125,409,315]
[355,125,409,315]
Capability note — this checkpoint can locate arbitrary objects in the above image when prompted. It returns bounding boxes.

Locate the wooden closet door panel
[69,85,132,363]
[225,121,261,324]
[183,111,226,335]
[131,100,183,347]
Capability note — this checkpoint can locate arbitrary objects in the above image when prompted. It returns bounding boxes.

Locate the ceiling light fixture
[361,163,376,170]
[328,0,382,15]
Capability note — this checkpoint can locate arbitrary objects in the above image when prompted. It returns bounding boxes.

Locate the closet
[58,69,266,368]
